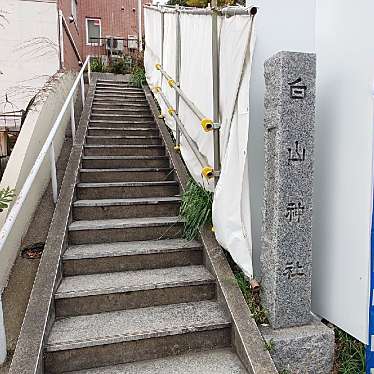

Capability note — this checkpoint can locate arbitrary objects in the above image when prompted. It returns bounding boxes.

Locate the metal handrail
[154,86,214,180]
[0,56,91,256]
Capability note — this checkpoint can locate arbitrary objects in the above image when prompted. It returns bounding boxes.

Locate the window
[71,0,77,22]
[86,18,102,46]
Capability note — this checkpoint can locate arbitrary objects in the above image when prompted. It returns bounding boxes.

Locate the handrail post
[50,143,58,203]
[211,1,221,186]
[175,6,181,149]
[70,98,76,143]
[80,75,85,106]
[0,297,6,364]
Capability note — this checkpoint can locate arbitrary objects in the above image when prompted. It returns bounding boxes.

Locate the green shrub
[90,57,106,73]
[179,179,213,240]
[0,187,15,212]
[110,59,127,75]
[130,66,146,88]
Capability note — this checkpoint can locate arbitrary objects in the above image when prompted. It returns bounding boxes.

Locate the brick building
[58,0,145,70]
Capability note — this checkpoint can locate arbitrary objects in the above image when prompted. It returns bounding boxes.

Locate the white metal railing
[0,55,91,252]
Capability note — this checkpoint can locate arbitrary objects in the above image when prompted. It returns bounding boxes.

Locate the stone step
[55,265,215,317]
[81,155,169,169]
[94,90,146,97]
[63,349,248,374]
[95,87,142,93]
[90,113,153,122]
[73,196,181,220]
[96,80,132,85]
[79,167,173,183]
[94,93,147,101]
[45,301,231,373]
[87,127,160,137]
[89,120,155,129]
[76,181,179,200]
[95,86,144,92]
[68,216,184,245]
[84,144,165,157]
[62,238,203,276]
[93,96,148,104]
[91,108,151,115]
[92,102,149,109]
[85,135,161,146]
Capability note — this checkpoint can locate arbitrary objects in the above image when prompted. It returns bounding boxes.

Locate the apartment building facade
[59,0,145,70]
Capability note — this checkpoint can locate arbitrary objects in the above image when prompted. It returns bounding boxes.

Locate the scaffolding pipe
[211,0,221,185]
[156,88,213,179]
[144,4,258,17]
[156,65,212,128]
[175,5,181,149]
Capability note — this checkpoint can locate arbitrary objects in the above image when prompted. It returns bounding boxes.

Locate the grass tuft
[179,178,213,241]
[333,328,365,374]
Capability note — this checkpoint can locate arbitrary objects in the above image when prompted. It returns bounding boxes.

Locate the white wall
[247,0,316,277]
[0,0,59,111]
[313,0,374,344]
[0,72,75,295]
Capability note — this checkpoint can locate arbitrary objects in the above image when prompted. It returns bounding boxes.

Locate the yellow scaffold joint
[211,226,216,233]
[158,114,164,119]
[202,166,214,180]
[153,86,161,93]
[168,107,176,116]
[168,79,176,88]
[201,118,214,132]
[174,145,181,152]
[155,63,162,70]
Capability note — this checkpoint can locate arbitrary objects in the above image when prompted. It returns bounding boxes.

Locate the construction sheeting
[144,7,256,277]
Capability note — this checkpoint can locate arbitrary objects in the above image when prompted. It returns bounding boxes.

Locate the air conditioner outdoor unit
[106,37,124,54]
[128,35,138,50]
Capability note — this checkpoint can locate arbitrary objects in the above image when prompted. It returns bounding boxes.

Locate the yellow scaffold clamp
[174,145,181,152]
[168,107,176,116]
[168,79,176,88]
[201,118,214,132]
[153,86,161,93]
[202,166,214,180]
[155,63,162,70]
[211,226,216,233]
[158,114,164,119]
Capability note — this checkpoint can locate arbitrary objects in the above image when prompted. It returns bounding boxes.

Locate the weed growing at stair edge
[130,66,146,88]
[234,272,268,325]
[180,178,213,240]
[333,327,365,374]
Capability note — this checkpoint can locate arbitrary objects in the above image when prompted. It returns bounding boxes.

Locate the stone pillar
[260,51,334,373]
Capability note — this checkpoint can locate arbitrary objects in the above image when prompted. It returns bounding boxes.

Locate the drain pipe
[0,295,6,364]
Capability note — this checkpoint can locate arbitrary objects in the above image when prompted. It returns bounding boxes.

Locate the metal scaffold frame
[145,4,257,186]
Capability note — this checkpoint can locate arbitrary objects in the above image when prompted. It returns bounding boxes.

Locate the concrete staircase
[44,80,248,373]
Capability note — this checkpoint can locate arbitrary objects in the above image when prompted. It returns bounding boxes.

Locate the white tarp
[144,7,256,277]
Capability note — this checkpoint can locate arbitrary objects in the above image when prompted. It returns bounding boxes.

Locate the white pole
[0,296,6,364]
[80,75,85,106]
[70,99,76,144]
[58,10,64,69]
[50,143,58,203]
[137,0,143,52]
